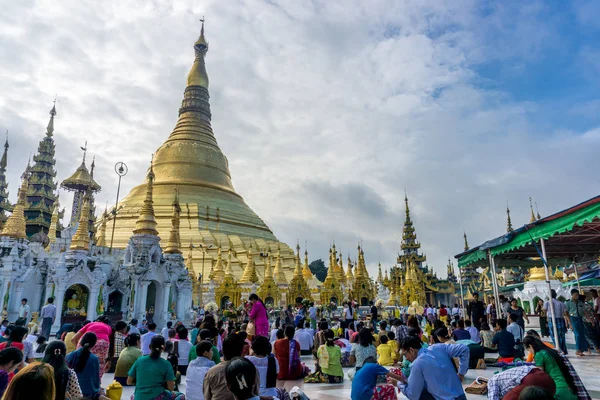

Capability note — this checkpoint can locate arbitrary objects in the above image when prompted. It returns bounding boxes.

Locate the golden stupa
[103,23,296,279]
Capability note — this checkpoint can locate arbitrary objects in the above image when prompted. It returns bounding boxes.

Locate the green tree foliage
[309,259,327,282]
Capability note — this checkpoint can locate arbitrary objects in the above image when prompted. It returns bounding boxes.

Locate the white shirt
[19,304,30,319]
[40,304,56,319]
[161,327,169,340]
[246,355,280,397]
[486,304,493,314]
[294,329,313,351]
[128,325,140,335]
[451,307,460,316]
[140,331,158,355]
[177,339,193,366]
[269,329,279,343]
[186,356,215,400]
[344,307,353,319]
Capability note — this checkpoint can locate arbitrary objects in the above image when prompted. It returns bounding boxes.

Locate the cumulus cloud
[1,0,599,277]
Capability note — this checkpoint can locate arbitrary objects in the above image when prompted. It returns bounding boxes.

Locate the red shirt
[439,308,448,316]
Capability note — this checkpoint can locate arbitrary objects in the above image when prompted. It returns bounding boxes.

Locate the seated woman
[479,322,495,350]
[349,328,377,374]
[65,332,102,400]
[128,336,185,400]
[274,326,305,380]
[316,329,344,383]
[1,362,55,400]
[225,357,261,400]
[246,336,279,397]
[43,341,83,400]
[0,348,23,398]
[524,330,554,363]
[33,336,48,360]
[523,336,589,400]
[114,333,142,386]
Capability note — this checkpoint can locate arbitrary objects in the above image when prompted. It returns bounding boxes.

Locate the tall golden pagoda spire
[47,197,60,246]
[506,203,514,232]
[0,132,10,228]
[273,248,288,285]
[240,246,259,284]
[0,133,8,171]
[210,245,224,282]
[377,263,384,283]
[264,254,273,278]
[354,245,365,278]
[529,197,536,223]
[95,206,108,247]
[338,252,347,285]
[133,161,158,236]
[463,231,469,251]
[535,202,541,220]
[70,193,91,250]
[164,190,182,254]
[302,247,313,281]
[0,168,29,239]
[109,20,277,250]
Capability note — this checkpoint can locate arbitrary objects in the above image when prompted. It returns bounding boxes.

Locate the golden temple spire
[264,253,273,277]
[338,253,347,285]
[187,17,209,89]
[0,168,29,239]
[47,196,60,246]
[273,248,288,285]
[302,247,313,281]
[164,190,182,254]
[346,255,354,281]
[535,202,541,220]
[95,205,108,247]
[240,246,259,284]
[133,160,159,236]
[211,245,225,282]
[354,245,365,278]
[224,248,235,279]
[506,203,514,232]
[377,263,383,283]
[70,193,91,250]
[46,100,57,137]
[463,231,469,251]
[447,259,454,277]
[293,242,303,277]
[529,197,536,223]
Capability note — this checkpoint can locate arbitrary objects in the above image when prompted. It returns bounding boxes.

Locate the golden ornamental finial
[133,159,158,236]
[535,201,541,220]
[0,168,30,239]
[47,196,60,246]
[0,131,8,172]
[165,189,182,254]
[70,192,92,251]
[506,202,513,232]
[529,197,536,223]
[463,231,469,251]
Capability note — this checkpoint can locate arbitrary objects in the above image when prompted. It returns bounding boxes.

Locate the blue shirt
[351,363,390,400]
[398,343,469,400]
[66,349,100,397]
[452,328,471,341]
[492,329,515,358]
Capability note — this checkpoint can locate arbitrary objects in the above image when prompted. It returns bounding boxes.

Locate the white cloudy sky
[2,0,600,277]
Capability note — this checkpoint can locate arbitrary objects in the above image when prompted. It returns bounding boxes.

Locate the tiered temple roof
[24,104,59,237]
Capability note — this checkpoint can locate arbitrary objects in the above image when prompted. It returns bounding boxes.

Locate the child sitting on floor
[377,335,394,366]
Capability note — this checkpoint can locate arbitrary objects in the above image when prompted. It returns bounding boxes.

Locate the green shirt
[189,344,220,365]
[115,346,142,378]
[534,350,576,400]
[564,300,586,318]
[318,345,344,377]
[128,355,175,400]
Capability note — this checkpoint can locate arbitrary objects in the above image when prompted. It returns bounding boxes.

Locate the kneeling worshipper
[487,365,555,400]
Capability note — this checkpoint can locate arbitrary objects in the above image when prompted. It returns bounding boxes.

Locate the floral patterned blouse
[350,343,377,368]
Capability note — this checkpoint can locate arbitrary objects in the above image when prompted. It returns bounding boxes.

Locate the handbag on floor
[464,377,488,395]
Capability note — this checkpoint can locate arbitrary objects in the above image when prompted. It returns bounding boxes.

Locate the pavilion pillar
[541,239,561,352]
[51,286,67,334]
[488,252,501,318]
[87,286,99,322]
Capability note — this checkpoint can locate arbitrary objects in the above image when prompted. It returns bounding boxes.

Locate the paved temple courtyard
[102,331,600,400]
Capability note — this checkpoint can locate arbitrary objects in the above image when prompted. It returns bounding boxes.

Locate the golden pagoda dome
[302,249,313,282]
[106,23,279,255]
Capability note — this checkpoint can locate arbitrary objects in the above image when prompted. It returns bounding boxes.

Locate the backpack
[167,341,179,373]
